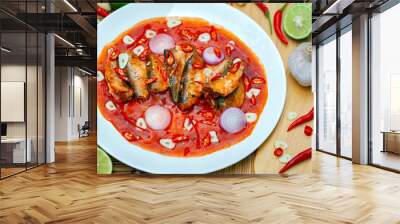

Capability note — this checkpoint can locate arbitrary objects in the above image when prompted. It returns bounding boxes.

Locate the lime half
[97,147,113,174]
[283,4,312,40]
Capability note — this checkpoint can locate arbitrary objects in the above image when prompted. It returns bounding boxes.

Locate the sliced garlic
[122,35,134,45]
[274,140,288,150]
[160,139,176,149]
[209,131,219,143]
[279,154,292,164]
[184,118,193,131]
[198,33,211,42]
[105,101,116,111]
[232,58,242,64]
[118,53,129,69]
[166,18,182,28]
[145,29,156,39]
[245,113,257,123]
[246,88,261,98]
[287,112,298,120]
[133,45,144,56]
[97,71,104,81]
[136,117,147,129]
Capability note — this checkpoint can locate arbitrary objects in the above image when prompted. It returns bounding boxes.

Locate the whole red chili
[274,147,283,157]
[273,4,288,45]
[279,148,312,174]
[256,3,272,34]
[97,6,109,17]
[304,125,313,136]
[287,107,314,131]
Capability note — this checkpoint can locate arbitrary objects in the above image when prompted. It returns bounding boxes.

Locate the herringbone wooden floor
[0,135,400,224]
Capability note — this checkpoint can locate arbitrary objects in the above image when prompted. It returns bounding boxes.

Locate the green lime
[283,4,312,40]
[97,147,113,174]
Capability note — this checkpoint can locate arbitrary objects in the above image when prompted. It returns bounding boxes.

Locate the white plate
[97,3,286,174]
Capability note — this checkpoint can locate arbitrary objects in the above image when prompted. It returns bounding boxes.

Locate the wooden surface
[1,135,400,223]
[98,3,313,174]
[219,3,313,174]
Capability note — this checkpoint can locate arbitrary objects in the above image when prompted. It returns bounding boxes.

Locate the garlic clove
[167,18,182,28]
[198,33,211,43]
[145,29,157,39]
[97,71,104,81]
[160,139,176,149]
[118,53,129,69]
[274,140,288,150]
[122,35,134,45]
[105,101,116,111]
[245,112,257,123]
[209,131,219,143]
[279,154,292,164]
[133,45,144,56]
[136,117,147,129]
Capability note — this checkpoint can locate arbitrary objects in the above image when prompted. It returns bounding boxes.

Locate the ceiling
[0,0,96,74]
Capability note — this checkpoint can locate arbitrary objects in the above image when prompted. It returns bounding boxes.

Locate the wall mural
[96,2,313,174]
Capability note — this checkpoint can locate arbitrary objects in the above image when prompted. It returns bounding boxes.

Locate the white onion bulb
[219,107,246,133]
[145,105,171,130]
[149,34,175,55]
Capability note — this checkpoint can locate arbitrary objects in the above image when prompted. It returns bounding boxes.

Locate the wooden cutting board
[217,3,313,174]
[100,3,313,175]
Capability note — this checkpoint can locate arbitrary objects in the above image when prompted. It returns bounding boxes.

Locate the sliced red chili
[109,48,120,61]
[172,134,189,143]
[114,68,125,76]
[250,95,256,105]
[304,125,313,136]
[251,77,266,85]
[198,110,214,120]
[213,47,222,58]
[181,43,193,53]
[139,49,150,61]
[123,132,141,141]
[202,133,211,147]
[137,36,147,45]
[183,147,190,156]
[243,76,250,91]
[225,46,232,56]
[211,73,222,81]
[198,120,216,126]
[274,147,283,157]
[230,62,241,73]
[210,26,217,41]
[180,29,197,41]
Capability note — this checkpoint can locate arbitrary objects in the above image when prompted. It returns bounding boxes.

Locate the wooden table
[217,3,313,174]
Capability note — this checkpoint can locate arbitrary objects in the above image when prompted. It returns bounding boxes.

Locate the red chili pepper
[279,148,312,174]
[198,120,216,126]
[210,26,217,41]
[243,76,250,91]
[123,132,141,142]
[192,59,204,69]
[211,73,222,81]
[274,147,283,157]
[181,43,193,53]
[287,107,314,131]
[97,6,109,17]
[183,147,190,156]
[304,125,313,136]
[230,61,241,73]
[225,46,232,56]
[114,68,124,76]
[250,95,256,105]
[202,133,211,147]
[198,110,214,120]
[251,77,266,85]
[172,134,189,143]
[213,47,222,58]
[274,4,288,45]
[256,3,272,34]
[108,48,119,61]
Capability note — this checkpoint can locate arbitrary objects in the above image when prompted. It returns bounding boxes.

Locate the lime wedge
[97,147,113,174]
[283,4,312,40]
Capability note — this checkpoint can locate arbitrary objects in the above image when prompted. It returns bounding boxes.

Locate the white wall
[54,67,89,141]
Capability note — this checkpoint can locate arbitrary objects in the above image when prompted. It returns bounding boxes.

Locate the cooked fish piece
[178,52,204,110]
[205,61,244,97]
[214,79,245,110]
[126,57,149,100]
[104,60,134,102]
[165,49,188,103]
[146,54,168,93]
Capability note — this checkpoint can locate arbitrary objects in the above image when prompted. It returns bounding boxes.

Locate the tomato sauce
[97,17,268,157]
